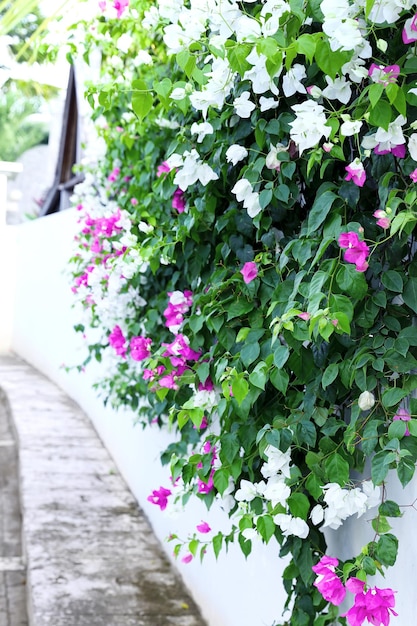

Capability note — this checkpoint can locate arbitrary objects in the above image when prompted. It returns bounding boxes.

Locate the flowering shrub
[69,0,417,623]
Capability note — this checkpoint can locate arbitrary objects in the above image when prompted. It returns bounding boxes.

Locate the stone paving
[0,355,207,626]
[0,389,28,626]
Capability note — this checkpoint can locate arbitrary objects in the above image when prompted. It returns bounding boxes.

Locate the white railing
[0,161,23,229]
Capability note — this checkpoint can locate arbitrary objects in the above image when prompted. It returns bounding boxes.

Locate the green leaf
[227,299,254,320]
[305,474,322,499]
[213,532,223,559]
[404,277,417,314]
[131,80,153,121]
[388,420,407,440]
[295,34,317,62]
[379,500,402,517]
[220,433,240,464]
[365,0,377,17]
[287,493,310,520]
[368,83,384,108]
[249,361,268,389]
[307,189,338,235]
[381,270,403,292]
[273,345,290,368]
[238,533,252,558]
[371,450,393,485]
[213,468,230,495]
[336,264,368,299]
[270,368,289,393]
[322,363,339,389]
[325,453,349,485]
[382,387,408,408]
[241,342,261,367]
[176,50,196,78]
[397,457,415,487]
[368,99,392,131]
[372,515,392,534]
[231,376,249,405]
[375,534,398,566]
[315,39,352,80]
[256,515,276,543]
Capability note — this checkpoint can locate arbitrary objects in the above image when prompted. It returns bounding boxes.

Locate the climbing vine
[69,0,417,623]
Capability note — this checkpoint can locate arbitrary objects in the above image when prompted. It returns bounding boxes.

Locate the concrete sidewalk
[0,355,207,626]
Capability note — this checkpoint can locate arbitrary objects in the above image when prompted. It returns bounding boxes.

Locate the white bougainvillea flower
[282,63,307,97]
[340,116,363,136]
[232,179,252,202]
[235,479,264,502]
[233,92,256,118]
[235,14,261,42]
[260,96,279,111]
[369,0,414,25]
[408,133,417,161]
[190,121,214,143]
[170,87,187,100]
[266,143,288,171]
[323,18,364,52]
[263,475,291,506]
[274,514,309,539]
[244,49,280,95]
[225,144,248,166]
[261,445,292,478]
[310,504,324,525]
[322,76,352,104]
[362,481,381,508]
[358,390,375,411]
[173,149,218,191]
[231,179,262,218]
[189,57,236,118]
[289,100,330,154]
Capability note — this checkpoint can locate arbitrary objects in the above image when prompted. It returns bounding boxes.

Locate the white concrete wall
[9,209,288,626]
[8,209,417,625]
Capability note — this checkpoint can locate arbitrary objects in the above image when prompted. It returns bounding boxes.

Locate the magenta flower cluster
[313,556,397,625]
[338,232,370,273]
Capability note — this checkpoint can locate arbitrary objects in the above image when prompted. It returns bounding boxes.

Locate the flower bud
[358,391,375,411]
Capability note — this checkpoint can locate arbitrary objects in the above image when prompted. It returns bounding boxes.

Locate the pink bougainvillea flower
[198,474,214,494]
[108,325,127,358]
[345,159,366,187]
[198,377,214,391]
[343,578,397,626]
[172,188,186,213]
[403,14,417,44]
[373,209,391,229]
[107,166,120,182]
[113,0,129,18]
[298,312,311,321]
[163,334,201,363]
[130,336,152,361]
[393,407,411,436]
[98,0,106,11]
[374,143,406,158]
[312,556,346,606]
[163,290,193,334]
[157,161,171,177]
[338,232,370,272]
[159,371,180,390]
[368,64,400,86]
[181,553,193,564]
[410,168,417,183]
[147,486,172,510]
[240,261,258,284]
[196,521,211,534]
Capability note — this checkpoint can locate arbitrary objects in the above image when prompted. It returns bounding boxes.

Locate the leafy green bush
[70,1,417,623]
